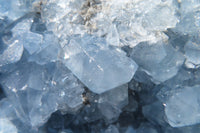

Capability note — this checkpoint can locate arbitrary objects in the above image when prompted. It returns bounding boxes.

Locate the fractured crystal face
[28,32,61,65]
[0,0,26,20]
[0,62,84,128]
[1,0,200,132]
[136,123,158,133]
[61,35,138,94]
[0,118,18,133]
[98,84,128,109]
[0,98,18,133]
[184,40,200,68]
[97,85,128,123]
[42,0,178,47]
[105,125,119,133]
[131,41,184,82]
[0,37,24,67]
[164,86,200,127]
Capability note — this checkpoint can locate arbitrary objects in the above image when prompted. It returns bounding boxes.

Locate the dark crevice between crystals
[82,87,91,105]
[45,111,65,133]
[30,12,47,34]
[121,46,133,57]
[44,87,104,133]
[2,12,36,34]
[0,84,5,100]
[164,29,189,53]
[45,111,99,133]
[44,79,161,133]
[118,89,147,129]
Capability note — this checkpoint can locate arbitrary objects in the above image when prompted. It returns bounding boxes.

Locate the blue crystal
[164,86,200,127]
[0,0,200,132]
[0,36,23,67]
[131,41,184,82]
[62,35,138,94]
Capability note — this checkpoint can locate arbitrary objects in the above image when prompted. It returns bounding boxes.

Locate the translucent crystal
[0,98,18,133]
[98,102,121,123]
[98,84,128,109]
[175,1,200,35]
[52,62,84,109]
[28,32,61,65]
[41,0,178,47]
[136,123,158,133]
[180,0,200,15]
[62,35,138,94]
[125,126,136,133]
[0,0,28,20]
[0,118,18,133]
[20,32,43,54]
[105,125,119,133]
[164,86,200,127]
[0,0,199,132]
[131,41,184,82]
[0,98,16,121]
[0,62,84,127]
[142,101,167,126]
[0,37,24,67]
[184,40,200,68]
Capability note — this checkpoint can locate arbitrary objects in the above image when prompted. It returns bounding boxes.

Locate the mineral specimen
[61,35,137,94]
[0,0,200,133]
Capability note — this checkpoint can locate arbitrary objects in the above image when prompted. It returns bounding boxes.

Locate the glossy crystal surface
[0,0,200,133]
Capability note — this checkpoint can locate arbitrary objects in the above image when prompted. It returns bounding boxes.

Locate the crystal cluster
[0,0,200,133]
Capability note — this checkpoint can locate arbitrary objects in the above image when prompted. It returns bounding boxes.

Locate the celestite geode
[0,0,200,133]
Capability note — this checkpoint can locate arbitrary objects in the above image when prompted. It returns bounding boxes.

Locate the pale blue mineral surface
[62,35,137,94]
[0,0,200,133]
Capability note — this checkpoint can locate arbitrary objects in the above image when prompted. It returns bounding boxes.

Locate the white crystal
[41,0,178,47]
[0,118,18,133]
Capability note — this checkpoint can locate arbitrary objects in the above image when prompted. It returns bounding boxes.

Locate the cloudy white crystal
[41,0,178,47]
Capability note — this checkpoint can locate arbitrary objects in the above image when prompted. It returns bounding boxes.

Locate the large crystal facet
[164,86,200,127]
[62,35,138,94]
